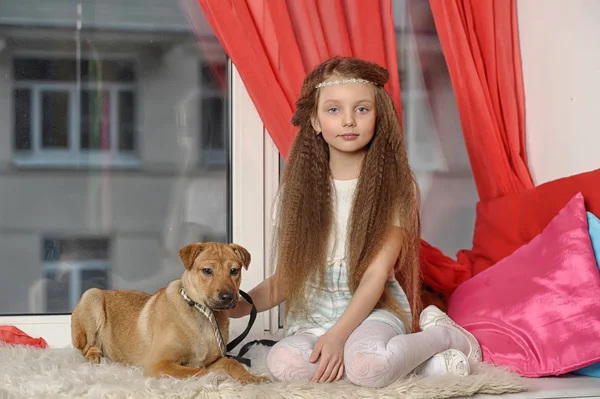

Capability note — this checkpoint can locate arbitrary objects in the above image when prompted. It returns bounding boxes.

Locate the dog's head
[178,242,251,311]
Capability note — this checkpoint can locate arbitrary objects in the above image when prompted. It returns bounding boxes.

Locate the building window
[42,237,111,313]
[13,57,138,168]
[199,63,227,167]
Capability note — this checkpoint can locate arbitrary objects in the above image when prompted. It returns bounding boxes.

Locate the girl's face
[312,77,376,157]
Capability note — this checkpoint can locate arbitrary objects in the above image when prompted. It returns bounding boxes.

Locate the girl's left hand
[309,331,346,383]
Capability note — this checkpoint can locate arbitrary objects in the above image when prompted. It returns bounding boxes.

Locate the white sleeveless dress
[283,178,412,338]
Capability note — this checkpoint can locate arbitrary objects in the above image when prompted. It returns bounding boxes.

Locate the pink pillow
[447,192,600,377]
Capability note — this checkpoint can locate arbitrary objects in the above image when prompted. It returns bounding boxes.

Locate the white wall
[518,0,600,185]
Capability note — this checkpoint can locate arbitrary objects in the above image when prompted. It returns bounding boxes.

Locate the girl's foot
[418,349,471,377]
[419,305,482,363]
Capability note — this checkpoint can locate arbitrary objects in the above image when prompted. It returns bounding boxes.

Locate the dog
[71,241,270,384]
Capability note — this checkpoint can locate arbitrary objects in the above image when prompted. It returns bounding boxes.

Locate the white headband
[315,78,376,89]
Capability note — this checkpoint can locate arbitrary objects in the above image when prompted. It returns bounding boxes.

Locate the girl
[228,56,481,388]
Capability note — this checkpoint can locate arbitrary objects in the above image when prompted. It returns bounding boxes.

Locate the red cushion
[0,326,47,349]
[468,168,600,275]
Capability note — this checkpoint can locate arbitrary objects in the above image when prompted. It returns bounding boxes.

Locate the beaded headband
[315,78,377,89]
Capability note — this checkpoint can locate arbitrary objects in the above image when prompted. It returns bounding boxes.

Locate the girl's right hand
[226,298,252,319]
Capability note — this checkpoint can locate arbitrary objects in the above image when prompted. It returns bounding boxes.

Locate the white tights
[266,321,462,388]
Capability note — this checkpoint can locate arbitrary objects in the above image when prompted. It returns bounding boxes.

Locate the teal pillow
[587,211,600,265]
[572,211,600,377]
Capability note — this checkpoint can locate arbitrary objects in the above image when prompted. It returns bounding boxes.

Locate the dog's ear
[178,243,205,270]
[230,244,251,269]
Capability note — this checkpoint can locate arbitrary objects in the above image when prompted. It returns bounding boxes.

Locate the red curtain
[195,0,472,298]
[429,0,534,202]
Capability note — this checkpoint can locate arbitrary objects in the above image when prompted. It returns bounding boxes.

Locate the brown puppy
[71,242,270,384]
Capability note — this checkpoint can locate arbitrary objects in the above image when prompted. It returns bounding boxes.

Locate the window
[41,238,110,313]
[0,0,271,347]
[13,57,137,167]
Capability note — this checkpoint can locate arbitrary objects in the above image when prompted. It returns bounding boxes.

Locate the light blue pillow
[572,211,600,377]
[587,211,600,266]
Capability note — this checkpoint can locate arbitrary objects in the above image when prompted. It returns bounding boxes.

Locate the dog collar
[179,284,227,356]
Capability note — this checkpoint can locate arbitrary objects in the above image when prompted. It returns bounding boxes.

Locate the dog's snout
[219,291,235,303]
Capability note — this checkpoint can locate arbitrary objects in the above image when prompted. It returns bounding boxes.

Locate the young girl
[228,56,481,388]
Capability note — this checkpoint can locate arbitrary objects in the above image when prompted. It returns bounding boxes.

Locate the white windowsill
[470,375,600,399]
[1,314,72,348]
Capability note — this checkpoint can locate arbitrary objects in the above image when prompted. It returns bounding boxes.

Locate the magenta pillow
[447,192,600,377]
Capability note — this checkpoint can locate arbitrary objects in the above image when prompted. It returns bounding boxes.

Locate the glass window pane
[0,1,231,315]
[80,60,136,83]
[118,91,135,151]
[393,0,478,257]
[41,91,70,149]
[14,58,135,83]
[44,269,71,313]
[201,97,224,149]
[81,269,109,292]
[14,89,31,150]
[80,89,111,150]
[199,62,227,167]
[14,59,78,82]
[43,238,110,261]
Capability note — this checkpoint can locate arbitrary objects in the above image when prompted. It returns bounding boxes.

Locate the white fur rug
[0,342,527,399]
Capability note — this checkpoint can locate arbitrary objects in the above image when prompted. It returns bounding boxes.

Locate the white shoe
[419,305,482,363]
[430,349,471,377]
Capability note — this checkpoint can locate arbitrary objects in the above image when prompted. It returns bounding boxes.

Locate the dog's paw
[241,375,271,385]
[84,347,102,364]
[255,375,271,384]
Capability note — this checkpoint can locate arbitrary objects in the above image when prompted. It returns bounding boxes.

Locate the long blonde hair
[271,56,422,331]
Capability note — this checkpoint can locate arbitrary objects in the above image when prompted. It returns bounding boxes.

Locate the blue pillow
[587,211,600,266]
[572,211,600,377]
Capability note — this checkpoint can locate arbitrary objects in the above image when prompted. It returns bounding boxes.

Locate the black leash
[224,290,278,367]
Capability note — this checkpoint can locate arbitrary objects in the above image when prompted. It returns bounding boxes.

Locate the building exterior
[0,0,230,314]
